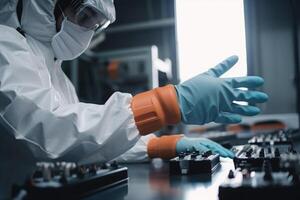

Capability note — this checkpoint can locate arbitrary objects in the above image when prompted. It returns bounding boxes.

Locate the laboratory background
[1,0,300,200]
[65,0,298,121]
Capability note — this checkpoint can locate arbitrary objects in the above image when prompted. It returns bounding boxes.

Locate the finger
[211,147,235,158]
[225,76,264,88]
[203,55,239,77]
[193,143,211,154]
[232,104,261,116]
[198,139,234,158]
[215,112,242,124]
[220,148,235,158]
[235,90,268,103]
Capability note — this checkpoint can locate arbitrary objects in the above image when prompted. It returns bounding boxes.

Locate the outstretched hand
[175,55,268,125]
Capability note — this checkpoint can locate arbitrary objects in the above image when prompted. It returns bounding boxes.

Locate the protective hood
[21,0,58,42]
[0,0,20,28]
[0,0,116,43]
[0,0,57,42]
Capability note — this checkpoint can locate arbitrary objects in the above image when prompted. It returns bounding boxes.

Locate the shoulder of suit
[0,25,28,46]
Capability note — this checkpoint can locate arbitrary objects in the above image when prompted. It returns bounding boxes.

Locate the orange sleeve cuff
[131,85,181,135]
[147,135,183,159]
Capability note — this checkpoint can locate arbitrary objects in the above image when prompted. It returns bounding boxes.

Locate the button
[262,160,273,181]
[179,152,185,159]
[203,150,212,157]
[274,148,280,157]
[111,161,118,169]
[268,147,272,154]
[101,163,108,169]
[259,149,265,157]
[185,149,191,155]
[76,166,86,179]
[191,152,198,159]
[242,169,250,178]
[89,164,98,174]
[228,170,235,179]
[263,171,273,181]
[246,148,253,157]
[59,175,68,184]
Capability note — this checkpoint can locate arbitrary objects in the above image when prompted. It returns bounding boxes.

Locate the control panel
[232,144,297,171]
[13,161,128,199]
[169,150,220,175]
[219,155,300,200]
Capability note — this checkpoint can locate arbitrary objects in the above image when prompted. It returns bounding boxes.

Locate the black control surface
[248,130,293,145]
[169,150,220,175]
[219,129,300,200]
[219,155,300,200]
[232,129,298,171]
[14,161,128,199]
[232,144,297,171]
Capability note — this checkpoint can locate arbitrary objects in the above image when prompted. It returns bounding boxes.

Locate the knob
[263,160,273,181]
[185,149,191,155]
[101,163,108,169]
[246,148,253,157]
[274,148,280,157]
[203,150,212,157]
[228,170,235,179]
[179,152,185,159]
[259,149,265,157]
[76,166,86,179]
[111,161,118,169]
[191,152,198,159]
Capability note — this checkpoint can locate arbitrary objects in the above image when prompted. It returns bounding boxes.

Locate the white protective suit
[0,0,153,198]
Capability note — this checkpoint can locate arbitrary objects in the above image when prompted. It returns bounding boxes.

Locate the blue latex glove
[176,137,234,158]
[175,55,268,124]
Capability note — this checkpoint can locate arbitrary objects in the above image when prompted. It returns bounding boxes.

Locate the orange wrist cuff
[131,84,181,135]
[147,135,183,159]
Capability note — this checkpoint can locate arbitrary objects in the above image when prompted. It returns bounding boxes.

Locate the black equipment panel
[15,161,128,199]
[219,129,300,200]
[248,130,292,145]
[232,144,296,171]
[219,155,300,200]
[169,150,220,175]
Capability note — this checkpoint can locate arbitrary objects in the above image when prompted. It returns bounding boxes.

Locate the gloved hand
[176,137,234,158]
[175,55,268,125]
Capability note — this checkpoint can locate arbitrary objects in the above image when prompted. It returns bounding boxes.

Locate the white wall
[176,0,247,82]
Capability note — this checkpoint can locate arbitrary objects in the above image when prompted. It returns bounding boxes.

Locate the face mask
[51,18,94,61]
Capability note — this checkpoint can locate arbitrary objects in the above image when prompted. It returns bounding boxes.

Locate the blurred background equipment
[62,0,178,104]
[60,0,181,134]
[68,46,172,104]
[62,0,300,133]
[57,0,300,142]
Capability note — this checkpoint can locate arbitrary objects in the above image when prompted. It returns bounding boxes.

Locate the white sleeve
[114,134,156,163]
[0,26,140,163]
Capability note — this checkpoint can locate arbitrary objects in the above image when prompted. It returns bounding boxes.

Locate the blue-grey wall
[244,0,299,114]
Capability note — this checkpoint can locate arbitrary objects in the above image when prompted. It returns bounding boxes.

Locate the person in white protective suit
[0,0,268,198]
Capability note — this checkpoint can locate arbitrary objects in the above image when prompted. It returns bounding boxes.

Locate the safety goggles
[63,0,111,31]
